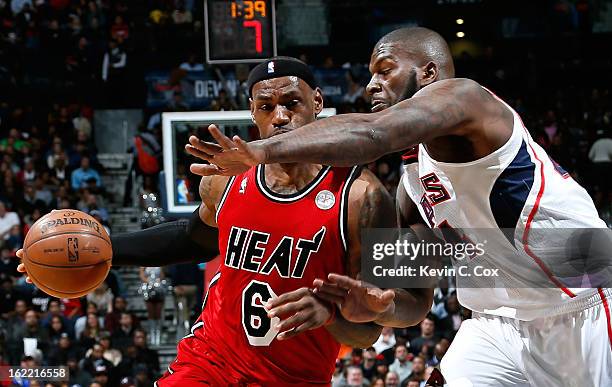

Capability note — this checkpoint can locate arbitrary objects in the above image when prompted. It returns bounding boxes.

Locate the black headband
[247,56,317,97]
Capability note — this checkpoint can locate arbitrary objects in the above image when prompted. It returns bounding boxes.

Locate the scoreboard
[205,0,277,64]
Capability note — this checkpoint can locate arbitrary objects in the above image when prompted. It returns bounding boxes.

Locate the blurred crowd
[0,1,611,387]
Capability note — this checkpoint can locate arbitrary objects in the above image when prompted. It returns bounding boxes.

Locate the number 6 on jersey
[241,280,280,346]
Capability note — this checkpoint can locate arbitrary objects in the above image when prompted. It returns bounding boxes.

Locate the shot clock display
[205,0,277,64]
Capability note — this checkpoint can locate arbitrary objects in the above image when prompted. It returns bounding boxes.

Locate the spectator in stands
[47,315,70,346]
[104,296,135,333]
[110,15,129,41]
[42,298,71,330]
[4,298,27,330]
[17,158,36,183]
[73,109,92,140]
[30,286,53,313]
[370,377,384,387]
[410,315,439,357]
[49,154,70,186]
[404,376,422,387]
[589,129,612,196]
[435,292,462,340]
[116,345,139,379]
[0,200,20,242]
[0,248,19,280]
[384,371,400,387]
[209,89,237,111]
[81,343,114,379]
[346,366,368,387]
[60,297,83,324]
[71,156,102,190]
[75,302,101,339]
[361,347,377,381]
[406,355,427,385]
[77,193,109,223]
[6,309,49,364]
[0,128,27,151]
[46,139,65,169]
[3,225,22,252]
[389,344,412,384]
[429,339,450,368]
[33,177,53,207]
[374,354,389,380]
[47,333,81,366]
[132,329,160,377]
[23,183,46,214]
[342,69,366,104]
[87,283,113,315]
[93,364,111,387]
[134,363,153,387]
[101,39,128,107]
[67,356,92,386]
[172,0,192,24]
[111,312,135,351]
[79,312,103,350]
[0,277,21,318]
[373,326,396,355]
[49,185,70,209]
[97,331,122,366]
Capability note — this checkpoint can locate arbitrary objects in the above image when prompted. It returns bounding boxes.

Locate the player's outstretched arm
[185,78,511,176]
[110,175,228,266]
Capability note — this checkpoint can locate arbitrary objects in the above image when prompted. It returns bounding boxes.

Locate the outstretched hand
[185,124,265,176]
[313,273,395,323]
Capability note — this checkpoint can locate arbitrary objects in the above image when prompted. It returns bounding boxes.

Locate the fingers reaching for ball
[15,249,33,284]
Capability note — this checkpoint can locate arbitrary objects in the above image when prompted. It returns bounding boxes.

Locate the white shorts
[441,288,612,387]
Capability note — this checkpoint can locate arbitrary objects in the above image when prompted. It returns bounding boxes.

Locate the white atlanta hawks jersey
[401,88,608,320]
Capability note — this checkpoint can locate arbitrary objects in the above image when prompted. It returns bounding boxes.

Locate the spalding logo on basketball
[39,213,103,235]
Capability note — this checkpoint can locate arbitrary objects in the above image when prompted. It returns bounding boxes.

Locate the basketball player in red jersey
[17,57,433,386]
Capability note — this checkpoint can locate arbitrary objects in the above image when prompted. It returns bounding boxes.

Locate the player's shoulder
[199,175,231,208]
[414,77,485,99]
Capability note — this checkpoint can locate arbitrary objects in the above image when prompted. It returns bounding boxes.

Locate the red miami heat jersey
[191,164,359,385]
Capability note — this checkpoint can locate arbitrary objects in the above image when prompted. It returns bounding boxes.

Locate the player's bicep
[346,170,395,278]
[370,78,496,150]
[199,175,230,227]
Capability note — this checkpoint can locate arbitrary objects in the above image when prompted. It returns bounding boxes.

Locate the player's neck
[264,163,323,194]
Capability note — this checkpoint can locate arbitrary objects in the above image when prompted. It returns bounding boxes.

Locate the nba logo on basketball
[267,61,275,73]
[67,237,79,263]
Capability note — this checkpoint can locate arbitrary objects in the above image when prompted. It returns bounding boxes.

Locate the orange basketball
[22,209,112,298]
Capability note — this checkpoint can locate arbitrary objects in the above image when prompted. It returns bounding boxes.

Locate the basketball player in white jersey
[185,27,612,386]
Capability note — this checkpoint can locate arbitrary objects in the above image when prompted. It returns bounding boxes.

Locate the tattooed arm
[315,170,432,330]
[186,78,513,175]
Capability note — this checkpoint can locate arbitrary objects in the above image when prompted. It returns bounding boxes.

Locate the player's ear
[420,62,438,87]
[249,98,256,122]
[313,87,324,117]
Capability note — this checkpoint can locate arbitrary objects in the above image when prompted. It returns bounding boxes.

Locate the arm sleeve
[111,208,219,267]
